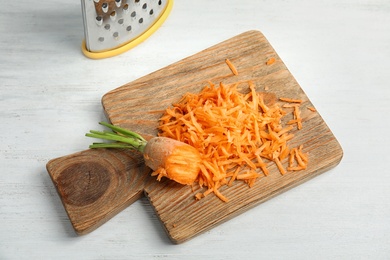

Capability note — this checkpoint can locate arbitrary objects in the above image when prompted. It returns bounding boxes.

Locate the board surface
[46,30,343,243]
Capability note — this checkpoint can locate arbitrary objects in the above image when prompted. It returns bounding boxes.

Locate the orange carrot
[282,103,300,108]
[225,59,239,75]
[146,137,202,185]
[288,148,296,168]
[293,105,303,130]
[86,122,202,185]
[266,57,276,65]
[274,157,287,175]
[88,59,309,202]
[287,145,309,171]
[195,193,203,200]
[297,145,309,163]
[279,97,303,103]
[281,98,303,130]
[158,77,306,201]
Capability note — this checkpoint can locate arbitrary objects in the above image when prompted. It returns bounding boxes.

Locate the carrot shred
[279,97,303,103]
[307,106,317,112]
[287,146,309,171]
[294,148,306,167]
[289,148,296,168]
[203,187,214,197]
[225,59,239,75]
[282,103,300,108]
[281,99,303,130]
[213,188,229,202]
[297,145,309,163]
[293,105,303,130]
[274,157,287,175]
[158,60,308,202]
[287,166,307,171]
[195,193,203,200]
[266,57,276,65]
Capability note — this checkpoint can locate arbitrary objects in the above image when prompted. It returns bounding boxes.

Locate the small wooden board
[47,30,343,243]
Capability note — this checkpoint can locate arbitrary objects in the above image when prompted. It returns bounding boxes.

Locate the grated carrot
[293,105,303,130]
[274,157,287,175]
[225,59,239,75]
[281,99,303,130]
[279,97,303,103]
[287,146,309,171]
[297,145,309,163]
[158,60,308,202]
[307,106,316,112]
[266,57,276,65]
[282,103,300,108]
[195,193,203,200]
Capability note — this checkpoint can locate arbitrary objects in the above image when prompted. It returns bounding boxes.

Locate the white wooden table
[1,1,389,259]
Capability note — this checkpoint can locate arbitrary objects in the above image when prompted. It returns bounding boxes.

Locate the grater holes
[102,2,108,13]
[110,11,117,21]
[92,0,167,49]
[95,16,103,26]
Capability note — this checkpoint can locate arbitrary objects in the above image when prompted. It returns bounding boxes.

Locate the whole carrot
[86,122,202,185]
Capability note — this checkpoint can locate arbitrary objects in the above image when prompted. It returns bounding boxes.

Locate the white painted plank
[1,0,390,259]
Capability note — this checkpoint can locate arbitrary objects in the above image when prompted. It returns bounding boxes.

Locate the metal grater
[81,0,173,59]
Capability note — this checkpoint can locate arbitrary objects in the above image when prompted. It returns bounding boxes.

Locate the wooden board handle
[46,148,153,235]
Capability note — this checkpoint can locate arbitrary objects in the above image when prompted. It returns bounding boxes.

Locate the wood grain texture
[46,148,152,235]
[46,30,343,243]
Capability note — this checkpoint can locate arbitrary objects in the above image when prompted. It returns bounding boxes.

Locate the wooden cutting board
[46,30,343,244]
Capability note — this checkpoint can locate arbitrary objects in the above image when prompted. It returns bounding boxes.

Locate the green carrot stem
[89,143,134,149]
[86,122,147,152]
[99,122,146,142]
